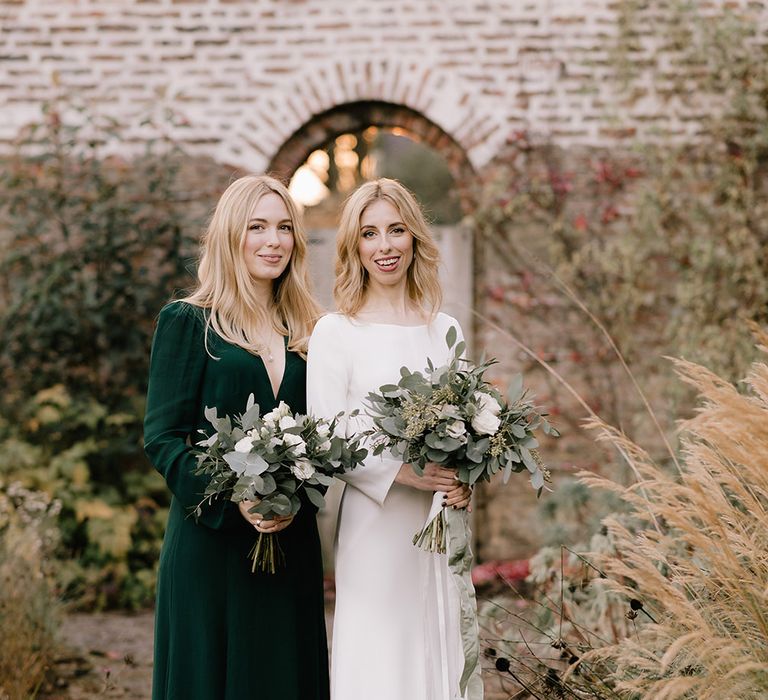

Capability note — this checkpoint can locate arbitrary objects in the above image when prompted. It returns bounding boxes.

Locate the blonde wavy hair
[182,174,321,357]
[334,178,442,317]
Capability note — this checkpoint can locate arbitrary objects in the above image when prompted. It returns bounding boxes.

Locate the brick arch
[266,100,475,192]
[216,57,507,178]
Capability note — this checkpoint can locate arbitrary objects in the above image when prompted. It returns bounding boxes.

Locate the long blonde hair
[183,174,321,356]
[334,178,442,317]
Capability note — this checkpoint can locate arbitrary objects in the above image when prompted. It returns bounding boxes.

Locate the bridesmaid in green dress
[144,175,328,700]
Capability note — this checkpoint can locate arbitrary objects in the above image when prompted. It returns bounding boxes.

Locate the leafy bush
[0,102,203,403]
[0,100,234,608]
[0,385,168,609]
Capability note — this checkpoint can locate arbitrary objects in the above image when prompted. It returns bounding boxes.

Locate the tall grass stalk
[0,483,61,698]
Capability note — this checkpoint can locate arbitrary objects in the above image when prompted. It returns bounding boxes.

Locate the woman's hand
[395,462,473,510]
[444,482,472,511]
[395,461,457,492]
[238,500,295,534]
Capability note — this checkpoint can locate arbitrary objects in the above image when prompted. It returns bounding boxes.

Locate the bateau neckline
[342,313,443,329]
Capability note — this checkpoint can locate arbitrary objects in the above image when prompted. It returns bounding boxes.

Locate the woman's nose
[264,226,280,246]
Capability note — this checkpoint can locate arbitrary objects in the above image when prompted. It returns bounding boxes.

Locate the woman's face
[357,198,414,291]
[243,193,295,281]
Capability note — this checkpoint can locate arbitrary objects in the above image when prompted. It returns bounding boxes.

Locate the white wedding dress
[307,313,471,700]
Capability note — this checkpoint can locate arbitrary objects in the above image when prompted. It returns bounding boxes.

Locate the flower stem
[413,512,446,553]
[248,532,285,574]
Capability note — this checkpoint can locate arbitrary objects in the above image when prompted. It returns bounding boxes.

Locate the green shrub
[0,101,234,608]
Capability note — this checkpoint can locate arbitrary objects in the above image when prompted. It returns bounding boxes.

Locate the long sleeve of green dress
[144,302,237,530]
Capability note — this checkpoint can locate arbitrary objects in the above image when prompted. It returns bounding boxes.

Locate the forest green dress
[144,301,329,700]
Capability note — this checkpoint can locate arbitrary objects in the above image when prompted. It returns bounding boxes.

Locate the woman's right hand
[395,461,458,493]
[238,500,294,534]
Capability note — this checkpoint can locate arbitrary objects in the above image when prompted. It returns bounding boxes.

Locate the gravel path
[46,605,513,698]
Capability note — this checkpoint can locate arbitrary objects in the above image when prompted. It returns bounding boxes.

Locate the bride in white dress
[307,179,479,700]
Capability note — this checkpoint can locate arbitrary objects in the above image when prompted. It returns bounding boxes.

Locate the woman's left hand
[443,482,472,511]
[238,500,295,533]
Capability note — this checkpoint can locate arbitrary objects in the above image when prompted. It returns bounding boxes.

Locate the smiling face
[242,192,295,281]
[357,198,414,292]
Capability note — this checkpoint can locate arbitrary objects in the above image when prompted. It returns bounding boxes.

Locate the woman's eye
[362,230,376,239]
[391,227,406,235]
[280,224,293,232]
[248,224,264,231]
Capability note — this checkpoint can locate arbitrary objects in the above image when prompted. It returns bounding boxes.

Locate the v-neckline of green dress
[262,336,289,404]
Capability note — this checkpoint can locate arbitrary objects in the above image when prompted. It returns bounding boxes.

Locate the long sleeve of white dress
[307,313,402,506]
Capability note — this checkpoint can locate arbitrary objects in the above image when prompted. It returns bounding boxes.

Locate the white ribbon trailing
[422,495,484,699]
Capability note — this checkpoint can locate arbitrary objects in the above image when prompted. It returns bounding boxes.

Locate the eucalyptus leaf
[446,325,457,348]
[304,487,326,509]
[530,469,545,490]
[240,403,261,430]
[507,374,524,404]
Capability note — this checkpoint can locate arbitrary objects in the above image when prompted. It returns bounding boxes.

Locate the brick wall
[2,0,764,172]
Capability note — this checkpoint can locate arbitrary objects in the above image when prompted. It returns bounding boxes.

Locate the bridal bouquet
[365,326,557,697]
[194,397,367,573]
[366,326,556,552]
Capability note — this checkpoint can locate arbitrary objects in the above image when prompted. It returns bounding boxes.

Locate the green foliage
[0,386,168,609]
[0,100,234,608]
[0,102,202,404]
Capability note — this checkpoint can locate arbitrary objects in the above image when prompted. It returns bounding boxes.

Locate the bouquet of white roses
[364,326,557,698]
[194,396,367,573]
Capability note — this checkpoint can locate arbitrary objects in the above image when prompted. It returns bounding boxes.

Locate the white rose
[472,411,501,435]
[474,391,502,416]
[260,426,270,439]
[262,407,281,425]
[234,436,255,453]
[290,458,316,480]
[471,392,503,435]
[318,439,332,453]
[445,420,468,441]
[282,432,306,456]
[279,415,297,430]
[276,401,291,418]
[316,423,330,438]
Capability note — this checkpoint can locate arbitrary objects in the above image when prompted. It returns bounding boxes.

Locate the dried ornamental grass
[579,328,768,699]
[0,483,61,699]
